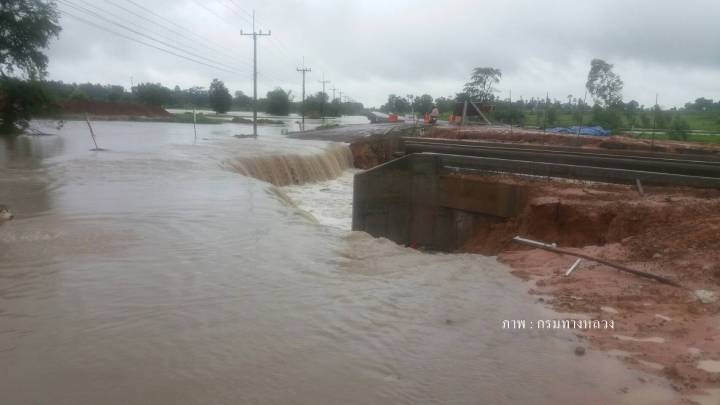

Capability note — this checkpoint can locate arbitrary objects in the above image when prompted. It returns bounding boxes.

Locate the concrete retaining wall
[352,154,527,250]
[352,153,720,251]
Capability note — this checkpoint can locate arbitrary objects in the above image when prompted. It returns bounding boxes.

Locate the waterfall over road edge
[223,143,354,186]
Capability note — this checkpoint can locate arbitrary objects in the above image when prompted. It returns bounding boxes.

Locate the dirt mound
[59,100,172,117]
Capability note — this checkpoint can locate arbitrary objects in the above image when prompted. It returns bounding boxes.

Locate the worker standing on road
[429,105,439,124]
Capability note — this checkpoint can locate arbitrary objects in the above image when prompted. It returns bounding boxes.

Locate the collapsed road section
[352,150,720,251]
[351,130,720,394]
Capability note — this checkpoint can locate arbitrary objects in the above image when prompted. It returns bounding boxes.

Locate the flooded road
[0,119,677,404]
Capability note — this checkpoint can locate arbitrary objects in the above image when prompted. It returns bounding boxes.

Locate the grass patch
[173,112,224,124]
[231,116,284,125]
[314,123,341,130]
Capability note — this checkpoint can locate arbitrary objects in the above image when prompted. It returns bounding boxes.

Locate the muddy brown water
[0,120,678,404]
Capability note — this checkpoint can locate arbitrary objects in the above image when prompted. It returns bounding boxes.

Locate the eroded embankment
[455,173,720,394]
[348,132,404,169]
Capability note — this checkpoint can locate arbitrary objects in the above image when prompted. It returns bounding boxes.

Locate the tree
[380,94,410,114]
[132,83,173,106]
[233,90,252,111]
[461,67,502,103]
[624,100,639,127]
[413,94,434,115]
[208,79,232,113]
[0,0,61,79]
[0,0,61,135]
[265,88,292,116]
[686,97,714,112]
[586,59,623,107]
[434,96,454,114]
[0,78,54,133]
[301,91,330,118]
[668,115,690,141]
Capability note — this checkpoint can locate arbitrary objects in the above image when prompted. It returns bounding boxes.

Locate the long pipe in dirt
[511,236,682,288]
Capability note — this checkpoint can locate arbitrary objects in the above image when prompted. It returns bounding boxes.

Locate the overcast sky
[47,0,720,108]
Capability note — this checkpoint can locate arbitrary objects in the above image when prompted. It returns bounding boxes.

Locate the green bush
[668,115,690,141]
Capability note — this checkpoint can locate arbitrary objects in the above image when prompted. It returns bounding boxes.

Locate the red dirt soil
[59,100,172,117]
[456,173,720,396]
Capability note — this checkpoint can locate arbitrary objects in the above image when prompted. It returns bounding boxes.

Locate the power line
[58,0,248,75]
[122,0,248,66]
[221,1,253,25]
[190,0,288,84]
[58,8,248,77]
[104,0,253,70]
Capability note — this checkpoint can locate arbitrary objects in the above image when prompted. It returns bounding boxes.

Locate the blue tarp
[547,126,612,136]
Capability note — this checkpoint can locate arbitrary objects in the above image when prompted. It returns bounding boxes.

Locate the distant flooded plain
[0,119,677,404]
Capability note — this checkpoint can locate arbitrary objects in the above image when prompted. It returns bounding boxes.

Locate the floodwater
[0,119,678,404]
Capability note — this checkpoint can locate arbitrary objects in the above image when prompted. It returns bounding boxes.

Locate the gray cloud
[46,0,720,108]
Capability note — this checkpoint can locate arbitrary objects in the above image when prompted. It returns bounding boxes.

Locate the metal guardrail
[403,141,720,178]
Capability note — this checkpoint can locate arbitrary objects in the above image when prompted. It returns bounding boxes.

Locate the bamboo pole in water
[193,107,198,144]
[85,113,99,150]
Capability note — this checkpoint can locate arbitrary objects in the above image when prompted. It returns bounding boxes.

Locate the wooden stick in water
[85,113,99,150]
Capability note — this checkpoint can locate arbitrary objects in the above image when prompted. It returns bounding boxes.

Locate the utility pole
[330,86,337,102]
[407,94,415,123]
[240,10,271,137]
[651,93,658,152]
[542,91,549,133]
[336,89,344,116]
[509,89,513,135]
[296,59,311,131]
[318,74,330,120]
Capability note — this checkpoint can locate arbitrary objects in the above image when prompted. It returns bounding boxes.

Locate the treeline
[38,80,365,117]
[379,61,720,138]
[381,93,718,138]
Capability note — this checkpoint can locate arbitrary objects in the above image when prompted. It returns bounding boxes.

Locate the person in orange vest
[429,105,439,124]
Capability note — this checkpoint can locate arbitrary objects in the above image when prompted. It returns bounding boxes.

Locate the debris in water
[574,346,586,356]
